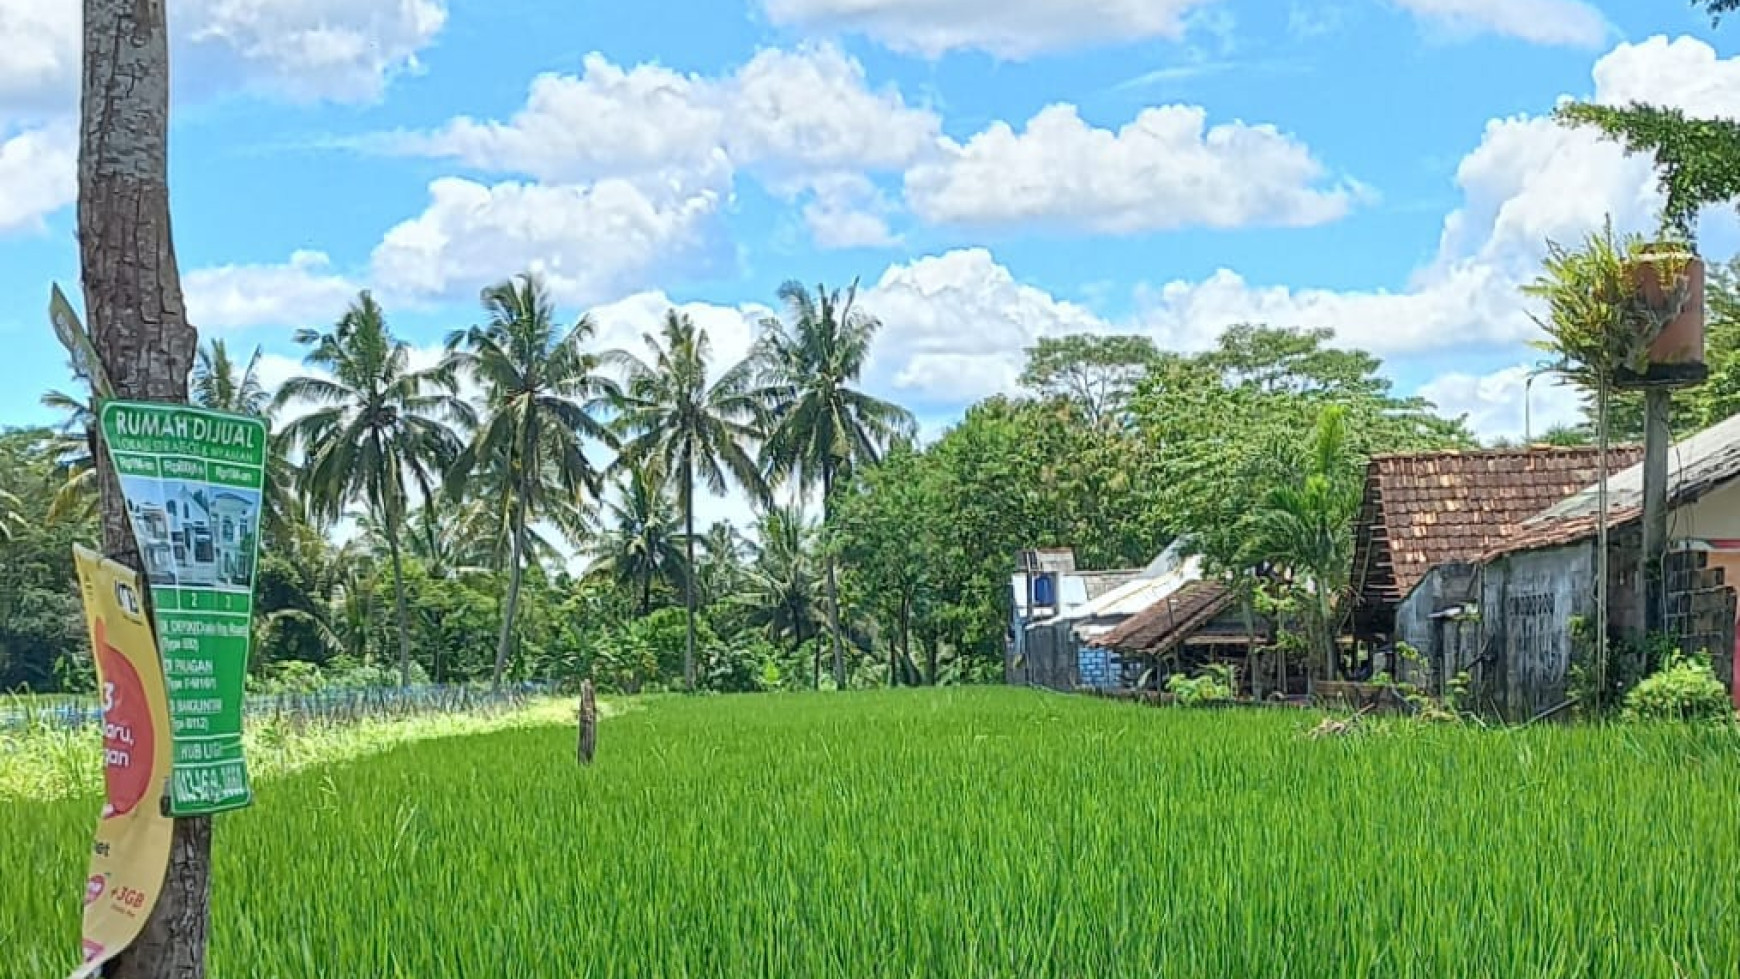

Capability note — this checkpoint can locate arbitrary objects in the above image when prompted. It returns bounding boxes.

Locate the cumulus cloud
[184,250,360,330]
[1391,0,1609,48]
[369,177,724,305]
[1,0,446,116]
[0,122,75,234]
[1417,365,1585,443]
[757,0,1219,58]
[402,43,937,188]
[905,103,1363,234]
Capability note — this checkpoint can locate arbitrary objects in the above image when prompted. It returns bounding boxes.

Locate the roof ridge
[1369,444,1642,463]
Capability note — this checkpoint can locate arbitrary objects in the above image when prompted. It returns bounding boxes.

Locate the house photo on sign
[99,401,268,817]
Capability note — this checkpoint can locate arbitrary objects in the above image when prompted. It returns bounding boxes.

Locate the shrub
[1165,664,1236,707]
[1622,650,1734,723]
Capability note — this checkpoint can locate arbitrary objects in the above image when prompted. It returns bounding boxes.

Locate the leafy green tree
[1246,405,1363,680]
[39,388,97,524]
[192,339,270,415]
[835,443,937,684]
[750,280,915,688]
[1017,333,1163,424]
[276,291,470,687]
[611,310,768,691]
[585,463,689,617]
[445,272,620,688]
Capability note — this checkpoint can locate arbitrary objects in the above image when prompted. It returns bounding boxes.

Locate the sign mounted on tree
[69,547,176,979]
[99,400,268,816]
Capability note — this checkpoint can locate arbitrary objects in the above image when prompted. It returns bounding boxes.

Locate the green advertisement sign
[99,401,267,817]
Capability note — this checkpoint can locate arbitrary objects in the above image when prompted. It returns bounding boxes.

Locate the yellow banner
[69,546,175,979]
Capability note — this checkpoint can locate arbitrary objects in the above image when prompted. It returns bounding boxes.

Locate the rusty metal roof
[1087,580,1236,655]
[1352,445,1643,604]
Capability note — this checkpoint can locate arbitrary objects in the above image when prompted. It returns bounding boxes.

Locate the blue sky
[3,0,1740,527]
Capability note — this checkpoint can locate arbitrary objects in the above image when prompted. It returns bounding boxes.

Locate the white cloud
[1,0,446,116]
[862,248,1108,402]
[904,103,1363,233]
[587,290,769,372]
[184,250,359,329]
[801,174,900,250]
[179,0,447,103]
[0,122,75,233]
[758,0,1219,58]
[1391,0,1608,47]
[1418,365,1584,443]
[1589,35,1740,117]
[369,177,723,305]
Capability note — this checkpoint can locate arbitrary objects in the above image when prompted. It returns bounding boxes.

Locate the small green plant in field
[1165,664,1236,707]
[1622,650,1735,723]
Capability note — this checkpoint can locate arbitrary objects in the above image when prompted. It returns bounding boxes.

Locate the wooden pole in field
[577,680,597,765]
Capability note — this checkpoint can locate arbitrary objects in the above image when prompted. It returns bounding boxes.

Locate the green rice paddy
[3,688,1738,977]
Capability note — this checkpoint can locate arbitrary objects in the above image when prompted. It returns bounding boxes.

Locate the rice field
[3,688,1739,978]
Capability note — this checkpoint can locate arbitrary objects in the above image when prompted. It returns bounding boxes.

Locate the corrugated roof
[1087,580,1236,655]
[1351,445,1641,604]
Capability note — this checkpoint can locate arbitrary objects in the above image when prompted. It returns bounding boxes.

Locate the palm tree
[585,462,689,617]
[445,272,620,688]
[699,520,748,607]
[610,310,769,691]
[738,504,822,686]
[40,388,97,524]
[1247,405,1362,681]
[190,338,302,539]
[192,339,271,416]
[750,280,915,688]
[276,291,470,687]
[0,488,23,540]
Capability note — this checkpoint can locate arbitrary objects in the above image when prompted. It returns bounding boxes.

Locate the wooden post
[1641,389,1671,635]
[577,680,597,765]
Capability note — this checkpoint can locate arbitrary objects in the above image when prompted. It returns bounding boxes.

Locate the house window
[222,518,235,543]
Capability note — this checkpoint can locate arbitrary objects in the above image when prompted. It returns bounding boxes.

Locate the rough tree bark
[492,497,527,689]
[683,454,697,693]
[386,520,413,688]
[81,1,210,976]
[823,464,844,689]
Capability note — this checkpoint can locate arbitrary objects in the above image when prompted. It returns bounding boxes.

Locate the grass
[3,688,1738,977]
[0,694,593,803]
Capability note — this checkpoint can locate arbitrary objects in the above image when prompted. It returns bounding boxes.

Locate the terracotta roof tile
[1351,445,1643,604]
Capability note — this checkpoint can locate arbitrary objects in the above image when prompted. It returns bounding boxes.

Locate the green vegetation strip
[0,696,600,804]
[4,688,1739,977]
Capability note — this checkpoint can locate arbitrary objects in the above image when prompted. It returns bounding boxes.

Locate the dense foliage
[5,294,1485,694]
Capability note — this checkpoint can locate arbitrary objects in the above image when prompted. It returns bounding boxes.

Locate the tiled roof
[1352,445,1643,605]
[1087,580,1235,655]
[1485,412,1740,561]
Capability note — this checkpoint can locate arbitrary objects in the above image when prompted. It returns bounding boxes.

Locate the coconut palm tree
[610,310,768,690]
[737,504,822,686]
[276,291,470,687]
[750,280,914,688]
[584,462,689,617]
[445,272,620,688]
[39,388,97,524]
[192,339,271,416]
[190,338,302,539]
[0,488,23,541]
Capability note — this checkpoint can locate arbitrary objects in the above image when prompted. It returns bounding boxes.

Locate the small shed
[1087,578,1272,694]
[1349,445,1640,686]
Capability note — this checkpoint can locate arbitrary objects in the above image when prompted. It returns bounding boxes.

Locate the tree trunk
[925,626,938,685]
[683,455,697,693]
[823,464,844,689]
[82,2,210,976]
[492,501,527,689]
[387,522,412,688]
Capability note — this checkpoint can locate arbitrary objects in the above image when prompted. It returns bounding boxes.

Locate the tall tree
[751,280,914,688]
[1017,333,1163,425]
[446,272,619,687]
[191,339,270,415]
[1246,406,1364,680]
[277,292,468,688]
[738,504,822,684]
[0,488,22,541]
[611,310,768,691]
[585,462,689,617]
[78,0,210,972]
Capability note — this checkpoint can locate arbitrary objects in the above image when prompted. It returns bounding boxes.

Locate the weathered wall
[1672,480,1740,540]
[1481,543,1596,720]
[1020,620,1079,691]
